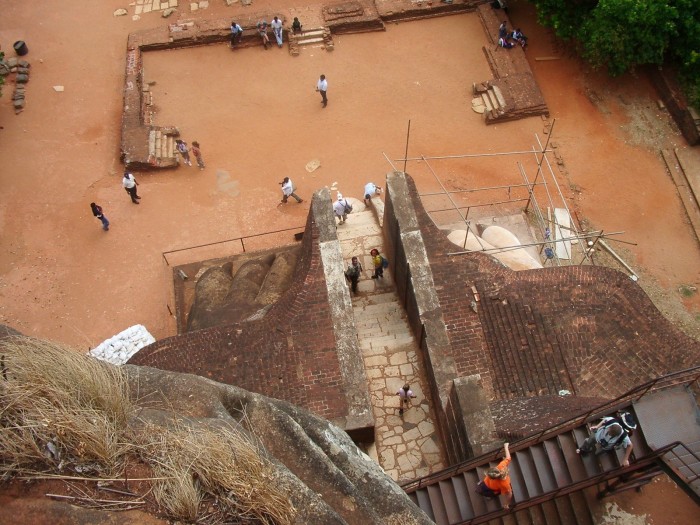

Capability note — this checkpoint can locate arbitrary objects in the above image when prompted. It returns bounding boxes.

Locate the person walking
[230,21,243,47]
[333,192,352,225]
[280,177,303,204]
[396,383,416,415]
[344,256,363,295]
[271,16,284,48]
[370,248,385,279]
[316,74,328,108]
[257,20,270,49]
[476,442,513,509]
[122,171,140,204]
[191,141,205,170]
[90,202,110,231]
[363,182,382,205]
[175,139,192,166]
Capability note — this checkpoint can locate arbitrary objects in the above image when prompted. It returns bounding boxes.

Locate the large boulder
[124,365,431,525]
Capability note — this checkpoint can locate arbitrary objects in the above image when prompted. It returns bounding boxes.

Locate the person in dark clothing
[344,256,363,294]
[90,202,110,231]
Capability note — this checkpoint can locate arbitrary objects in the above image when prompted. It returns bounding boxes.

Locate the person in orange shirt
[476,442,513,509]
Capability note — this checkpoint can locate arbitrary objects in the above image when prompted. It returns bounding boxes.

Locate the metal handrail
[402,365,700,491]
[457,441,694,525]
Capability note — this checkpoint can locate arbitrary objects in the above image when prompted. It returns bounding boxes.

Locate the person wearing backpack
[476,442,513,509]
[370,248,388,279]
[333,193,352,224]
[344,256,363,294]
[576,412,636,466]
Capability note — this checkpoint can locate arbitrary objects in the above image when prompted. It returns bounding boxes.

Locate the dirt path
[0,1,699,523]
[0,2,697,346]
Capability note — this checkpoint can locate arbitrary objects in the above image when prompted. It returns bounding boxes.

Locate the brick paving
[338,200,445,482]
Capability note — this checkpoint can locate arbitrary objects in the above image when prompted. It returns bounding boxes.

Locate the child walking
[396,383,416,415]
[175,139,192,166]
[370,248,385,279]
[191,141,205,170]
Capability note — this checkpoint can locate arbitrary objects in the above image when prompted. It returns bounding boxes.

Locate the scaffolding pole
[394,150,553,163]
[421,155,488,251]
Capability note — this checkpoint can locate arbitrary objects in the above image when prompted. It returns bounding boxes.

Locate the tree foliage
[531,0,700,104]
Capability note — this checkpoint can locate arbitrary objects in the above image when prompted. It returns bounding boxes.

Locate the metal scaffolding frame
[385,122,631,271]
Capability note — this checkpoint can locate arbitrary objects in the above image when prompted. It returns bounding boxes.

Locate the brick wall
[399,172,700,400]
[130,195,365,428]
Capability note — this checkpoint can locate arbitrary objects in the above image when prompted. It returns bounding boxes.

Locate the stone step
[298,37,325,46]
[167,135,174,158]
[355,302,402,316]
[360,334,416,350]
[302,29,326,36]
[487,89,500,110]
[353,292,400,306]
[493,85,506,108]
[355,307,405,322]
[357,328,412,342]
[481,93,493,112]
[148,130,156,158]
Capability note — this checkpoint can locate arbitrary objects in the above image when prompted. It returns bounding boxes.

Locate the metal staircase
[403,367,700,524]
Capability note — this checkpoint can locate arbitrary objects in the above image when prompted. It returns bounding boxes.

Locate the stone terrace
[120,0,543,168]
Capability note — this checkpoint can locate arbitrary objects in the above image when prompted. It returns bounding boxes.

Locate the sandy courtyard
[0,0,698,350]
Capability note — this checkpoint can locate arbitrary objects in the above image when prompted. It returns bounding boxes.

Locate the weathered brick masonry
[130,204,352,424]
[404,172,700,402]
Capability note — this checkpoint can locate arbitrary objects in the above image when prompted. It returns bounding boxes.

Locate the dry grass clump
[139,422,296,524]
[0,336,133,479]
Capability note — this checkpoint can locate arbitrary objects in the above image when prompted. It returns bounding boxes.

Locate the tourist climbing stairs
[402,367,700,524]
[336,196,445,481]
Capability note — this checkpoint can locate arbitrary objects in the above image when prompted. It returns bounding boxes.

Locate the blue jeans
[99,215,110,231]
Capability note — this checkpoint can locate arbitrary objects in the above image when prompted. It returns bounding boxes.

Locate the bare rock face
[125,365,431,525]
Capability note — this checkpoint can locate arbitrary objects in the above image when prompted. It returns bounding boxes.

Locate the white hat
[337,192,343,200]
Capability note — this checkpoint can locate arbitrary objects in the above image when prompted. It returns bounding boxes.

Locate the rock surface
[124,365,431,524]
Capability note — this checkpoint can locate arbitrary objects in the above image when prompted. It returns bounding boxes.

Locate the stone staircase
[147,128,180,168]
[471,84,506,120]
[336,198,445,482]
[288,27,334,56]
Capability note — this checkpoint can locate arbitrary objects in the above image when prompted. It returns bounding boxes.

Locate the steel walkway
[403,367,700,524]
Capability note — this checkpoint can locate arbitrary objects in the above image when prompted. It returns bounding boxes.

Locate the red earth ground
[0,0,698,522]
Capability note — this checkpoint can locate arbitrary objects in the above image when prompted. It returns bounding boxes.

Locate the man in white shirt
[270,16,283,48]
[316,74,328,108]
[230,21,243,47]
[280,177,303,204]
[577,414,635,467]
[333,193,351,224]
[363,182,382,205]
[122,172,140,204]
